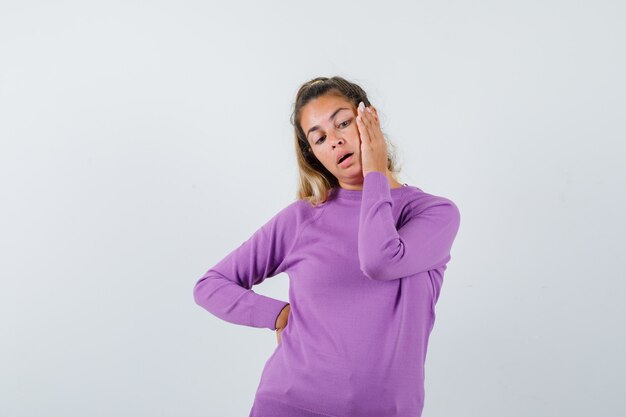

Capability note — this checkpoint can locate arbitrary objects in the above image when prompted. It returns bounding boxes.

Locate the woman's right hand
[275,303,290,345]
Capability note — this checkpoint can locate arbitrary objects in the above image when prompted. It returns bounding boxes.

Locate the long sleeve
[193,202,301,330]
[358,171,461,281]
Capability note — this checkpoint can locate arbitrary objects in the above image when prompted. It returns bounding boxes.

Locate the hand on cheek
[356,101,388,178]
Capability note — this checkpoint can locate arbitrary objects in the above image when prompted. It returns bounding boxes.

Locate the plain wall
[1,1,624,416]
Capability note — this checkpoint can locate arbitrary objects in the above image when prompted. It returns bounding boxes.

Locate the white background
[1,1,624,416]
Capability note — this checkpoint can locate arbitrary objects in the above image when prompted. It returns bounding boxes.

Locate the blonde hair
[290,76,401,207]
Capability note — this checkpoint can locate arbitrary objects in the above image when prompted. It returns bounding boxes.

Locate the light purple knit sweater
[193,171,461,417]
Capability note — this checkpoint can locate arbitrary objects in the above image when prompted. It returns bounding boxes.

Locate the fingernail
[359,101,364,110]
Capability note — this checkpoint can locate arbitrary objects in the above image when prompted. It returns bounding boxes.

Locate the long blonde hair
[290,76,401,207]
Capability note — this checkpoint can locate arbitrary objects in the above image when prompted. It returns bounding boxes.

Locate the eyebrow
[306,107,350,140]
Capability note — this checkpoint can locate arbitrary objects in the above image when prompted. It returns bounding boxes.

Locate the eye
[314,119,351,145]
[339,119,351,128]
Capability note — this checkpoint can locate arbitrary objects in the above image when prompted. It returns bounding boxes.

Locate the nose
[328,130,344,147]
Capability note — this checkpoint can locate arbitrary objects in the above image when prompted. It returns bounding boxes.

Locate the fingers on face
[357,117,369,142]
[363,107,377,127]
[368,107,379,124]
[358,107,372,126]
[370,108,379,123]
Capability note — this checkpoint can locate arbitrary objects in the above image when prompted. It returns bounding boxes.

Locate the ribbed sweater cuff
[252,295,290,330]
[363,171,391,200]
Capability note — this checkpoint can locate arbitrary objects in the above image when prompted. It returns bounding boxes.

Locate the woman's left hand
[356,101,389,178]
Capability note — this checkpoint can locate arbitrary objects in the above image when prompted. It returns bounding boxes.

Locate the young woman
[193,76,461,417]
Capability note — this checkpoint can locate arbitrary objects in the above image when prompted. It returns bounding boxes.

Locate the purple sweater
[193,171,461,417]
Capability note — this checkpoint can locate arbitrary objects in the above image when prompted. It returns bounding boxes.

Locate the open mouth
[338,153,354,165]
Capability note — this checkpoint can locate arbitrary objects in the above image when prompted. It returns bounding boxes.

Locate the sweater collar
[330,182,412,200]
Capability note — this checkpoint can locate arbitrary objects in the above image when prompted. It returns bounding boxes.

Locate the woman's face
[300,93,363,187]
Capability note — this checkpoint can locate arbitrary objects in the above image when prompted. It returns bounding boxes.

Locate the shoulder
[266,198,323,230]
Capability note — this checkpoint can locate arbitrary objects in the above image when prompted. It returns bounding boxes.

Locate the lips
[336,152,354,164]
[337,153,354,168]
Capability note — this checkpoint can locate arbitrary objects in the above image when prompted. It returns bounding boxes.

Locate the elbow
[358,246,398,281]
[193,275,211,306]
[448,200,461,235]
[358,243,390,281]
